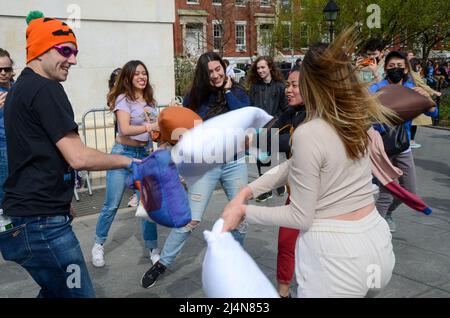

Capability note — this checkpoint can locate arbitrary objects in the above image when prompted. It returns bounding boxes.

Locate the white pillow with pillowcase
[202,218,279,298]
[172,107,272,187]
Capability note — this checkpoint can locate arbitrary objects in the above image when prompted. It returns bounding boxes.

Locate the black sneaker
[276,185,287,196]
[255,191,273,202]
[141,261,166,288]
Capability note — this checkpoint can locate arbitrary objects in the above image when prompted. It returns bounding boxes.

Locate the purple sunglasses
[53,45,78,58]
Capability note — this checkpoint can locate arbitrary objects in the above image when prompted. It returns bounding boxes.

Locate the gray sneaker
[385,215,397,232]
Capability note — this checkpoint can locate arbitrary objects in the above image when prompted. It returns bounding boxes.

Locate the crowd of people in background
[0,10,447,298]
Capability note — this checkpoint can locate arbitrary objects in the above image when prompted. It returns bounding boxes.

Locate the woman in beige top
[222,29,396,298]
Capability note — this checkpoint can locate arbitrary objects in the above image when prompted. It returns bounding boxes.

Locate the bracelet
[224,89,231,94]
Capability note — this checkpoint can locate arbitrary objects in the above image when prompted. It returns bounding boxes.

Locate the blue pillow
[127,149,191,228]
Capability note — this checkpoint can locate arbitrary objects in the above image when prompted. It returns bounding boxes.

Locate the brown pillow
[158,106,202,145]
[376,84,434,124]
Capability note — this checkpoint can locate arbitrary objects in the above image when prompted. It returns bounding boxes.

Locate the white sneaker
[150,248,160,265]
[127,193,139,207]
[92,243,105,267]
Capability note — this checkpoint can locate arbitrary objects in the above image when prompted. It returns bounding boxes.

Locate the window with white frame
[213,21,223,51]
[187,0,199,4]
[235,0,246,6]
[260,0,271,6]
[212,0,222,5]
[282,22,291,50]
[235,22,247,51]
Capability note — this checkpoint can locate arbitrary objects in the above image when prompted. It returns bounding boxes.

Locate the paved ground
[0,126,449,298]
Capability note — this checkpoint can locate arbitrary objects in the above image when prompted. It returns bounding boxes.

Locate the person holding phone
[356,38,386,84]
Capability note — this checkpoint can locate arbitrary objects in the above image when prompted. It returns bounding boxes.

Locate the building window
[260,0,271,6]
[235,0,246,7]
[280,0,291,9]
[282,22,291,50]
[213,21,223,51]
[187,0,199,4]
[300,24,308,38]
[212,0,222,5]
[235,22,247,52]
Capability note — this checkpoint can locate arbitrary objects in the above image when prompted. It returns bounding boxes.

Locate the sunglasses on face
[0,67,13,73]
[53,45,79,58]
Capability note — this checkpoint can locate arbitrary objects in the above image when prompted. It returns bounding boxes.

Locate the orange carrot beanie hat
[26,10,77,63]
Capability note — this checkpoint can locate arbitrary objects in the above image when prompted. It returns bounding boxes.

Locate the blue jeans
[95,143,157,250]
[0,215,95,298]
[0,146,8,208]
[159,157,248,267]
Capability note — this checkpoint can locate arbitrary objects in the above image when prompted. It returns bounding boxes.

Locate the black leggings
[411,125,418,141]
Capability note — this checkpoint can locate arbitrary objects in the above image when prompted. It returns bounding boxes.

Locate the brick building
[174,0,303,65]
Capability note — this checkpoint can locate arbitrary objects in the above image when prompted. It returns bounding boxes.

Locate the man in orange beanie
[0,11,135,298]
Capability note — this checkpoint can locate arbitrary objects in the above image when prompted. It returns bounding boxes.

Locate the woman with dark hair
[222,29,396,297]
[108,67,122,90]
[264,65,308,297]
[247,56,288,202]
[141,52,250,289]
[92,60,160,268]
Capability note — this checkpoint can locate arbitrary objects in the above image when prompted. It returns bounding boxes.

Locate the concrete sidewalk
[1,126,449,298]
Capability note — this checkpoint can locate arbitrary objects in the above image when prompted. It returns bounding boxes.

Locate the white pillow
[202,218,279,298]
[172,107,272,186]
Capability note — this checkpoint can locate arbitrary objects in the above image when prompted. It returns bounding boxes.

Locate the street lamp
[323,0,340,43]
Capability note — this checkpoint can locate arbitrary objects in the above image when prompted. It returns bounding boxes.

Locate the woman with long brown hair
[222,29,396,297]
[141,52,250,289]
[92,60,160,268]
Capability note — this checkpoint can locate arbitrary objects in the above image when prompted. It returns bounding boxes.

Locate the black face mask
[386,68,405,84]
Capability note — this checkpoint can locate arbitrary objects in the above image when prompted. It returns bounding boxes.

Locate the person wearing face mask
[369,51,437,232]
[356,38,386,84]
[140,52,250,289]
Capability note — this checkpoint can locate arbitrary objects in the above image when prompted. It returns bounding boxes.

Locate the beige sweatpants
[295,209,395,298]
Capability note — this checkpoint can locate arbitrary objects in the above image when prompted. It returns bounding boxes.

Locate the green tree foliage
[270,0,449,61]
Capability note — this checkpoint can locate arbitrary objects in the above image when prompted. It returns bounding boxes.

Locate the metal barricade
[74,107,115,201]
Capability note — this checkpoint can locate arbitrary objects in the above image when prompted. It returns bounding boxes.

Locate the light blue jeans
[159,157,248,267]
[95,143,157,250]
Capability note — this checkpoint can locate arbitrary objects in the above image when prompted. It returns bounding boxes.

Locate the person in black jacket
[248,56,288,201]
[260,66,307,297]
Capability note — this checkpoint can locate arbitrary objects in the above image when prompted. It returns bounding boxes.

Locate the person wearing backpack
[369,51,437,232]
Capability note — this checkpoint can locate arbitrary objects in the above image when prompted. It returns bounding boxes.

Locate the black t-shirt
[3,67,78,217]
